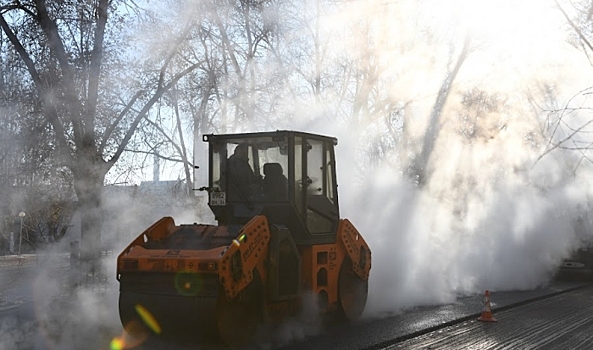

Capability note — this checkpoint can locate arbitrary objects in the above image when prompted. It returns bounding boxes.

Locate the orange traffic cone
[477,290,497,322]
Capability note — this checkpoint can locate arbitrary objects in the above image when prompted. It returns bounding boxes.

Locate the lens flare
[134,304,162,334]
[122,320,150,348]
[174,271,202,296]
[110,321,150,350]
[110,337,125,350]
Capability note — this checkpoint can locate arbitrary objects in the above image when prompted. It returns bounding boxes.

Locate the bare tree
[268,1,473,186]
[407,37,472,186]
[0,0,202,276]
[532,1,593,171]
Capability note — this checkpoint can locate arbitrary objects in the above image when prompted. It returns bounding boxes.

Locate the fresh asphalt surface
[273,282,591,350]
[1,255,592,350]
[122,280,593,350]
[387,284,593,349]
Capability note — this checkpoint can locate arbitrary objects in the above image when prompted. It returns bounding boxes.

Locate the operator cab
[203,130,340,245]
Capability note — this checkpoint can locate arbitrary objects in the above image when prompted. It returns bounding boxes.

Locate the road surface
[386,284,593,349]
[1,254,593,350]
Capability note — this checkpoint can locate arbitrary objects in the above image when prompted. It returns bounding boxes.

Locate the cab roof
[202,130,338,145]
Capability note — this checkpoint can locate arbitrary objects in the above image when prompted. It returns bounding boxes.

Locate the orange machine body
[117,216,371,324]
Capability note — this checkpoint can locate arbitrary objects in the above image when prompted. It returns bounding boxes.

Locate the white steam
[0,246,121,350]
[345,167,588,317]
[297,0,593,318]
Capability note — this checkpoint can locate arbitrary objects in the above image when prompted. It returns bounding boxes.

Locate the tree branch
[210,3,243,79]
[555,0,593,53]
[106,61,202,168]
[535,117,593,165]
[123,148,193,166]
[157,18,194,89]
[86,0,109,133]
[171,89,193,190]
[99,89,145,153]
[143,109,192,170]
[33,0,84,145]
[0,12,43,89]
[0,11,73,167]
[0,3,36,18]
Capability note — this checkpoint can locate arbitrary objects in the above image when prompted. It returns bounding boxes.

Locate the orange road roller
[117,130,371,346]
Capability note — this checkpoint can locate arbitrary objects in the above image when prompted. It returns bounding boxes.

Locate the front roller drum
[118,273,264,346]
[119,291,219,340]
[118,272,220,341]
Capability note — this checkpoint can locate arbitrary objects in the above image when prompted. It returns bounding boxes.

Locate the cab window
[306,139,337,234]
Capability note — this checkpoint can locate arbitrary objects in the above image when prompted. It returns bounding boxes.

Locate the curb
[0,304,20,314]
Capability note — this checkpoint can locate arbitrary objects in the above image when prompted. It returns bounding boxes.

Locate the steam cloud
[296,0,593,318]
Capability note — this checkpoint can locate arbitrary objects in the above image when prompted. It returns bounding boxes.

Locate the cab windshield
[211,136,289,203]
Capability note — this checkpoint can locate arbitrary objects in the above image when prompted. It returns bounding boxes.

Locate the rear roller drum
[338,257,368,321]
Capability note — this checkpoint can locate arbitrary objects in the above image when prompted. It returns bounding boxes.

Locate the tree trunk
[408,37,471,187]
[72,149,107,284]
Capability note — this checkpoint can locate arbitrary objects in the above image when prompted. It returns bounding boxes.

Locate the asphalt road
[115,281,592,350]
[388,284,593,349]
[273,282,591,350]
[1,255,592,350]
[0,255,38,312]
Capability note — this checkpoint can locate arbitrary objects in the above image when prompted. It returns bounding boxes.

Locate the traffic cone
[477,290,497,322]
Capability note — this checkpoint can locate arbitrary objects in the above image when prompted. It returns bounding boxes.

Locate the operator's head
[234,143,249,160]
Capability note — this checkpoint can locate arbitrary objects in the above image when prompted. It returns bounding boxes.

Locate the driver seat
[262,163,288,201]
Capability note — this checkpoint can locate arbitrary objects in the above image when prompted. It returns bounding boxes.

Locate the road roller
[116,130,371,347]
